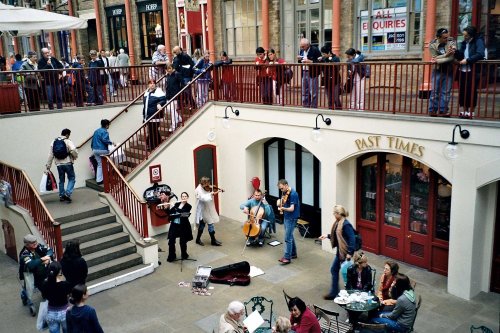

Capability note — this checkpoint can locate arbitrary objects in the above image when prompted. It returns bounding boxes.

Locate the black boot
[209,231,222,246]
[196,228,204,246]
[180,242,189,259]
[167,244,176,262]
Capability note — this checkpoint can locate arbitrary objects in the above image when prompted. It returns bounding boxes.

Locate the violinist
[277,179,300,265]
[159,191,193,262]
[194,176,223,246]
[240,189,273,247]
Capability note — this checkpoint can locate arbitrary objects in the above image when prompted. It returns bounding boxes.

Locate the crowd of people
[19,234,103,333]
[1,48,131,111]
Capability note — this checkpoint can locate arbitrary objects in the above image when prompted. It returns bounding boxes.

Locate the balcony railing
[0,65,169,113]
[209,61,499,120]
[0,160,63,259]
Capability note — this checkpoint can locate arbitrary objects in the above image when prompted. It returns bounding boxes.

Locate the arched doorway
[356,153,450,275]
[193,144,219,211]
[264,138,322,236]
[2,219,17,261]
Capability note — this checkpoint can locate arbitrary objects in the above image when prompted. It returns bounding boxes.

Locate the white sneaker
[112,92,118,96]
[246,240,252,246]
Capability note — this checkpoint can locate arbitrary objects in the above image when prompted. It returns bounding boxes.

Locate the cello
[242,202,264,238]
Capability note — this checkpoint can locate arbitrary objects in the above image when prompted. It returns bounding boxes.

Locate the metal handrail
[0,160,63,259]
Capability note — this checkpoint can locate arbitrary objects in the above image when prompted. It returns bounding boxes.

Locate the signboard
[360,7,407,51]
[137,1,162,13]
[185,0,199,11]
[149,165,162,183]
[105,5,125,17]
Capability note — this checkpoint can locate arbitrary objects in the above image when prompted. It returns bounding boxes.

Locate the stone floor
[1,215,499,333]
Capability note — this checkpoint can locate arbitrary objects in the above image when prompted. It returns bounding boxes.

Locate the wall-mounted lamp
[222,106,240,129]
[311,114,332,142]
[443,124,470,160]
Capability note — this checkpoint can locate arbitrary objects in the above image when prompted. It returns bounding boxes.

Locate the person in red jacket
[288,297,321,333]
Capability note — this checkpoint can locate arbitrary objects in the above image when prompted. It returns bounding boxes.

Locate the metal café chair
[470,325,493,333]
[244,296,274,332]
[312,304,341,333]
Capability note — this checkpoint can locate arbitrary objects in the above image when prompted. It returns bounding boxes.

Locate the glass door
[296,1,321,50]
[381,154,405,260]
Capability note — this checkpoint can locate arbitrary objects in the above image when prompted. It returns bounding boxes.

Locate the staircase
[42,187,148,284]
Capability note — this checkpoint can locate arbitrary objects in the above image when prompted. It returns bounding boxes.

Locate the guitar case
[209,261,251,286]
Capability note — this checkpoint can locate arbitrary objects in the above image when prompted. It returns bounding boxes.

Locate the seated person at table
[273,316,292,333]
[288,297,321,333]
[345,251,373,292]
[378,260,399,301]
[218,300,246,333]
[370,273,416,332]
[240,189,273,246]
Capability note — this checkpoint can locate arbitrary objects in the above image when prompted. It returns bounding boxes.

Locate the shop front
[137,0,164,60]
[357,152,450,275]
[176,0,208,55]
[105,5,128,52]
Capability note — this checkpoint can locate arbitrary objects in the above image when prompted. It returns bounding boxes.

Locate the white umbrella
[0,3,87,36]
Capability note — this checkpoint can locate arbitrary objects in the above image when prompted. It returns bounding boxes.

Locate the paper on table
[249,266,265,277]
[243,311,264,333]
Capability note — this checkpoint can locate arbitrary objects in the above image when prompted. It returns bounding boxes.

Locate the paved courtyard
[1,216,498,332]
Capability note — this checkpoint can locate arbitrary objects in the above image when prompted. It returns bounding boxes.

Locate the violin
[203,184,225,193]
[278,187,291,215]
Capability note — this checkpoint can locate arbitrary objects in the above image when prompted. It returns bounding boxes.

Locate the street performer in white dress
[195,176,223,246]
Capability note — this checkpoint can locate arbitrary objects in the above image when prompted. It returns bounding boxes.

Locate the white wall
[0,104,144,189]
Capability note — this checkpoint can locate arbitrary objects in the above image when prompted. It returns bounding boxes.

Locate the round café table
[335,290,380,332]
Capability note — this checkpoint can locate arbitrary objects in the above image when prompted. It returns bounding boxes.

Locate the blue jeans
[328,254,341,297]
[301,71,318,108]
[93,149,109,182]
[46,84,63,109]
[46,308,68,333]
[428,69,453,114]
[56,164,75,198]
[371,312,407,332]
[283,217,297,259]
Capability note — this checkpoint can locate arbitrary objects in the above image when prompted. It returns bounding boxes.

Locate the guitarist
[277,179,300,265]
[240,189,273,247]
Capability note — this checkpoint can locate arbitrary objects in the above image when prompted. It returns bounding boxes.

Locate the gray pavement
[1,215,499,333]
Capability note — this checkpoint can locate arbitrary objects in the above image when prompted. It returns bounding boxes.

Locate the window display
[384,154,403,228]
[361,155,377,222]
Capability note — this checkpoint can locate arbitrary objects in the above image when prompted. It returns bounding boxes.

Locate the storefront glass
[435,176,451,241]
[137,1,164,60]
[106,6,128,52]
[357,0,422,53]
[224,0,262,57]
[409,161,429,235]
[361,155,377,222]
[384,154,403,227]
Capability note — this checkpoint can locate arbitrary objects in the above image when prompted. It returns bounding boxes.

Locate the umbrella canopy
[0,3,87,36]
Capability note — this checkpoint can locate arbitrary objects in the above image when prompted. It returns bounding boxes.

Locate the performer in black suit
[159,191,193,262]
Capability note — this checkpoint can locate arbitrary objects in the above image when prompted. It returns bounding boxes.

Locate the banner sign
[360,7,407,51]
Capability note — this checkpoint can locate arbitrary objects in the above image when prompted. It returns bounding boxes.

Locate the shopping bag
[36,300,48,331]
[109,144,125,164]
[340,258,353,284]
[39,173,49,193]
[45,171,57,191]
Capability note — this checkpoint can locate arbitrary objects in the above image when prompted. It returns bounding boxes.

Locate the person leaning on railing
[91,119,114,185]
[454,25,485,119]
[20,51,41,111]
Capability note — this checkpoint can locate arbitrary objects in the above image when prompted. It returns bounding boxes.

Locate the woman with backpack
[318,204,356,300]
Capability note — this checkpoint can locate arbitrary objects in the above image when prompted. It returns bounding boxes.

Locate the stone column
[68,0,78,58]
[332,0,341,56]
[93,0,103,51]
[207,0,216,63]
[124,0,136,79]
[262,0,269,50]
[162,0,172,61]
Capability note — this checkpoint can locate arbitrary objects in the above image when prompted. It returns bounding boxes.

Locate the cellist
[240,189,273,246]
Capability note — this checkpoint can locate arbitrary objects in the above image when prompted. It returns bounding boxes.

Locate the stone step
[62,223,123,245]
[85,179,104,192]
[87,253,143,282]
[61,213,116,236]
[79,232,131,256]
[84,242,137,267]
[88,263,151,288]
[56,206,110,223]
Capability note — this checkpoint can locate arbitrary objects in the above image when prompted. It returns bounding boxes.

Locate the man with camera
[38,48,64,110]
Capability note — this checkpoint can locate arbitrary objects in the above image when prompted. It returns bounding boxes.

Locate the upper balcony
[0,61,498,122]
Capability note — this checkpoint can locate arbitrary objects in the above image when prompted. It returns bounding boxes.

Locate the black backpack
[53,138,69,159]
[354,229,363,251]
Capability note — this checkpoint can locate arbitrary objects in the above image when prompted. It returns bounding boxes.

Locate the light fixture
[443,124,470,160]
[311,114,332,142]
[222,105,240,129]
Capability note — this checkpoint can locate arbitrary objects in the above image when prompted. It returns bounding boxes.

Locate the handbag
[340,258,353,284]
[36,300,48,331]
[45,171,57,191]
[39,173,48,193]
[343,76,353,94]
